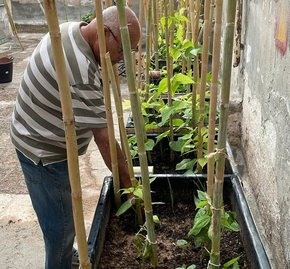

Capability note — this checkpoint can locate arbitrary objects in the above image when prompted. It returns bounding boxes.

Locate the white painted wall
[227,0,290,268]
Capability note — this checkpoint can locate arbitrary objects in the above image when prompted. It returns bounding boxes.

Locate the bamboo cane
[152,0,159,70]
[197,0,212,172]
[207,0,223,200]
[166,0,175,163]
[144,0,153,100]
[105,52,143,225]
[3,0,24,51]
[115,1,158,265]
[137,0,143,90]
[191,0,201,129]
[42,1,91,268]
[95,0,121,208]
[208,1,237,268]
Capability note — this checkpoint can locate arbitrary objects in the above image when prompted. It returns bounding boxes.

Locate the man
[10,6,140,269]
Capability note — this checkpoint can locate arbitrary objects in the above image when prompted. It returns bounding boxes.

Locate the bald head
[102,6,141,50]
[81,6,141,63]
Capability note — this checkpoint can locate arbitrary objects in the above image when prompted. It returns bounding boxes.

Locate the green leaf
[197,158,208,168]
[176,239,190,249]
[192,227,210,247]
[157,77,168,95]
[223,257,240,268]
[145,139,155,151]
[173,73,194,84]
[145,122,158,130]
[197,190,207,201]
[172,118,184,127]
[116,199,132,216]
[176,159,196,171]
[188,214,211,236]
[153,215,160,224]
[196,200,208,209]
[156,130,170,144]
[133,188,143,200]
[187,265,197,269]
[169,139,186,152]
[159,106,175,126]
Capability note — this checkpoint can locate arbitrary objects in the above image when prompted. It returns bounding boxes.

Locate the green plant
[187,190,240,249]
[174,190,240,250]
[134,215,160,261]
[222,257,240,269]
[81,11,94,23]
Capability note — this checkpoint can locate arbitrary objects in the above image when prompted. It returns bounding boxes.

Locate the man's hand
[92,127,131,188]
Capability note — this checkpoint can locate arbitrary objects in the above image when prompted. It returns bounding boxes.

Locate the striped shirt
[10,22,107,165]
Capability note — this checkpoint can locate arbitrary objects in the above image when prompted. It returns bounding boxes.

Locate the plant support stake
[95,0,121,208]
[42,1,91,268]
[209,0,237,268]
[115,0,158,265]
[197,0,213,172]
[207,0,223,200]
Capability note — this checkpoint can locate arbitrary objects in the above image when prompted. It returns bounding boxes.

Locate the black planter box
[87,167,271,269]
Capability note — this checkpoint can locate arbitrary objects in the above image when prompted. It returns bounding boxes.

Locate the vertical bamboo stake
[137,0,144,90]
[105,53,135,186]
[207,0,223,200]
[42,1,90,268]
[191,0,201,129]
[3,0,24,50]
[152,0,159,70]
[95,0,121,208]
[208,1,237,268]
[115,1,158,265]
[167,0,175,162]
[197,0,212,172]
[145,0,153,99]
[105,52,144,225]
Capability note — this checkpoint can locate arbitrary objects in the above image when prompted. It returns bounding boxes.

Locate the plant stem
[42,1,90,268]
[115,1,158,265]
[209,0,237,268]
[95,0,121,208]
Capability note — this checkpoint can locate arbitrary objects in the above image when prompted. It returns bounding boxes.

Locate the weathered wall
[0,1,12,45]
[227,0,290,268]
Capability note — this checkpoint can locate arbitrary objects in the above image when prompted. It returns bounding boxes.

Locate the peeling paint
[275,0,289,56]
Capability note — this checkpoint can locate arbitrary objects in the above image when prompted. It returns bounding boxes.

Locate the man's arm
[91,127,131,189]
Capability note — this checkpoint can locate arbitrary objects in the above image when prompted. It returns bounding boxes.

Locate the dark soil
[98,200,250,269]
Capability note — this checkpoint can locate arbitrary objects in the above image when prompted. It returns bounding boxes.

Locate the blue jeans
[16,150,75,269]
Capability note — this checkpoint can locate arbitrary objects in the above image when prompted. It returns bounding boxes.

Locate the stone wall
[226,0,290,268]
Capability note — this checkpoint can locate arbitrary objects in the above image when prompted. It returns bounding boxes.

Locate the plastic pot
[0,56,14,83]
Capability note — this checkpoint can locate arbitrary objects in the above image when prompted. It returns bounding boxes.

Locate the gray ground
[0,33,119,269]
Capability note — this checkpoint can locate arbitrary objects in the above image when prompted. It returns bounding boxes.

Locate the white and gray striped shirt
[10,22,107,165]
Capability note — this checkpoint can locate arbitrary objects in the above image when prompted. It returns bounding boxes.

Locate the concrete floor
[0,33,122,268]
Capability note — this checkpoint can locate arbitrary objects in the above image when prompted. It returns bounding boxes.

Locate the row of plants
[104,0,244,268]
